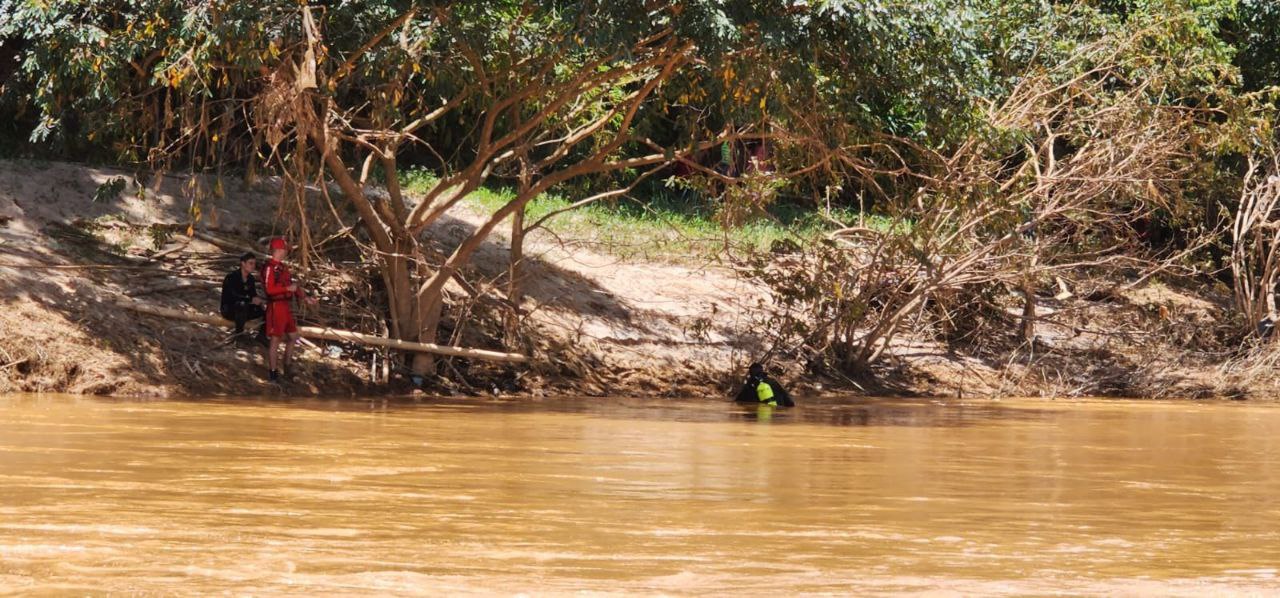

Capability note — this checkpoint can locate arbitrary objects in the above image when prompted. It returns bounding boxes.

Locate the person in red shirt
[261,237,316,382]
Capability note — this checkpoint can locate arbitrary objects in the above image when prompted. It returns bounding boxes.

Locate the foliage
[5,0,1280,381]
[91,176,126,203]
[749,0,1262,373]
[1234,0,1280,91]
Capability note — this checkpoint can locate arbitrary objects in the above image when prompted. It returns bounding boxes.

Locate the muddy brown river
[3,395,1280,595]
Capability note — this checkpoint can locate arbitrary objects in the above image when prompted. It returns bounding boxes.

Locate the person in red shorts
[262,237,316,382]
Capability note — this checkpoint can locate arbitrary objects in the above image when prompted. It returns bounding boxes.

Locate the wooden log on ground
[110,297,529,364]
[150,237,193,260]
[0,261,160,270]
[127,280,220,297]
[193,231,254,254]
[296,326,528,363]
[112,298,226,326]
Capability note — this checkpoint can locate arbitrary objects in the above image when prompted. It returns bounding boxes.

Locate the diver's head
[748,362,765,378]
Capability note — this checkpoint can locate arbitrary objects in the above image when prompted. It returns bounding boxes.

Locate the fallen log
[295,327,530,363]
[127,280,220,297]
[111,298,529,364]
[150,237,193,260]
[192,230,255,254]
[110,298,226,326]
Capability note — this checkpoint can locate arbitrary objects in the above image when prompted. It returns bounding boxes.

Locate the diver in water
[734,362,795,407]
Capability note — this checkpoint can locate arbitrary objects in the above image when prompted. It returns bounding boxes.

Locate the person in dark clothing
[220,252,265,335]
[734,362,795,407]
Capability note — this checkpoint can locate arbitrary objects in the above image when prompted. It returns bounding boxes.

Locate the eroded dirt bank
[0,160,760,397]
[0,160,1271,399]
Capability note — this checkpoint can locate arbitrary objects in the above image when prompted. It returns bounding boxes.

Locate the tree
[2,1,772,374]
[752,0,1251,373]
[8,0,1257,383]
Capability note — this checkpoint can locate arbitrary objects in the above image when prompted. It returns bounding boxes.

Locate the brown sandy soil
[0,159,1270,399]
[432,208,767,396]
[0,160,366,396]
[899,281,1248,400]
[0,159,766,398]
[369,185,1262,400]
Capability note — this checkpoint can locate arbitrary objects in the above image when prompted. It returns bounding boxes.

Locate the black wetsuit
[220,269,265,333]
[734,375,795,407]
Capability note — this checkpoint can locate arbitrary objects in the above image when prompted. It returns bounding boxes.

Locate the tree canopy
[3,0,1279,376]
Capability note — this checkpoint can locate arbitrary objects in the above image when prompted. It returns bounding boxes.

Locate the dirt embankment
[0,161,361,396]
[0,160,765,398]
[0,159,1269,399]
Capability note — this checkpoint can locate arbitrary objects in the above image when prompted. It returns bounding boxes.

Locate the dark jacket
[221,269,258,314]
[735,375,795,407]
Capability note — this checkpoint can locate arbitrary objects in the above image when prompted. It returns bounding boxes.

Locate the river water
[2,395,1280,595]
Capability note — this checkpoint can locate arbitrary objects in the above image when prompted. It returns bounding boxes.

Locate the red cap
[269,237,288,251]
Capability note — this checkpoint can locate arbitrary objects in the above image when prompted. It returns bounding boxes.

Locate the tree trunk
[506,206,525,342]
[409,191,536,374]
[1021,250,1038,344]
[383,237,417,342]
[411,291,444,375]
[245,131,260,186]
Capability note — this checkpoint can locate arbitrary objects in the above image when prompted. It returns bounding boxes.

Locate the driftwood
[193,230,254,254]
[111,297,529,364]
[0,261,160,270]
[150,237,193,260]
[126,280,220,297]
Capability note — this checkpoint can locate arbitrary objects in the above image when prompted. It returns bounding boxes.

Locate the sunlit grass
[400,167,885,262]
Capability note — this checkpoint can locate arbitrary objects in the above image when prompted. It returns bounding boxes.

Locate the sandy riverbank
[0,159,1271,399]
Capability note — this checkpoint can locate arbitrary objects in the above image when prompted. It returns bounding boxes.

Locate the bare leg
[268,337,281,373]
[282,333,297,375]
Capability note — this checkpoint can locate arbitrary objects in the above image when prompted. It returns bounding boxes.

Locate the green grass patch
[400,168,886,262]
